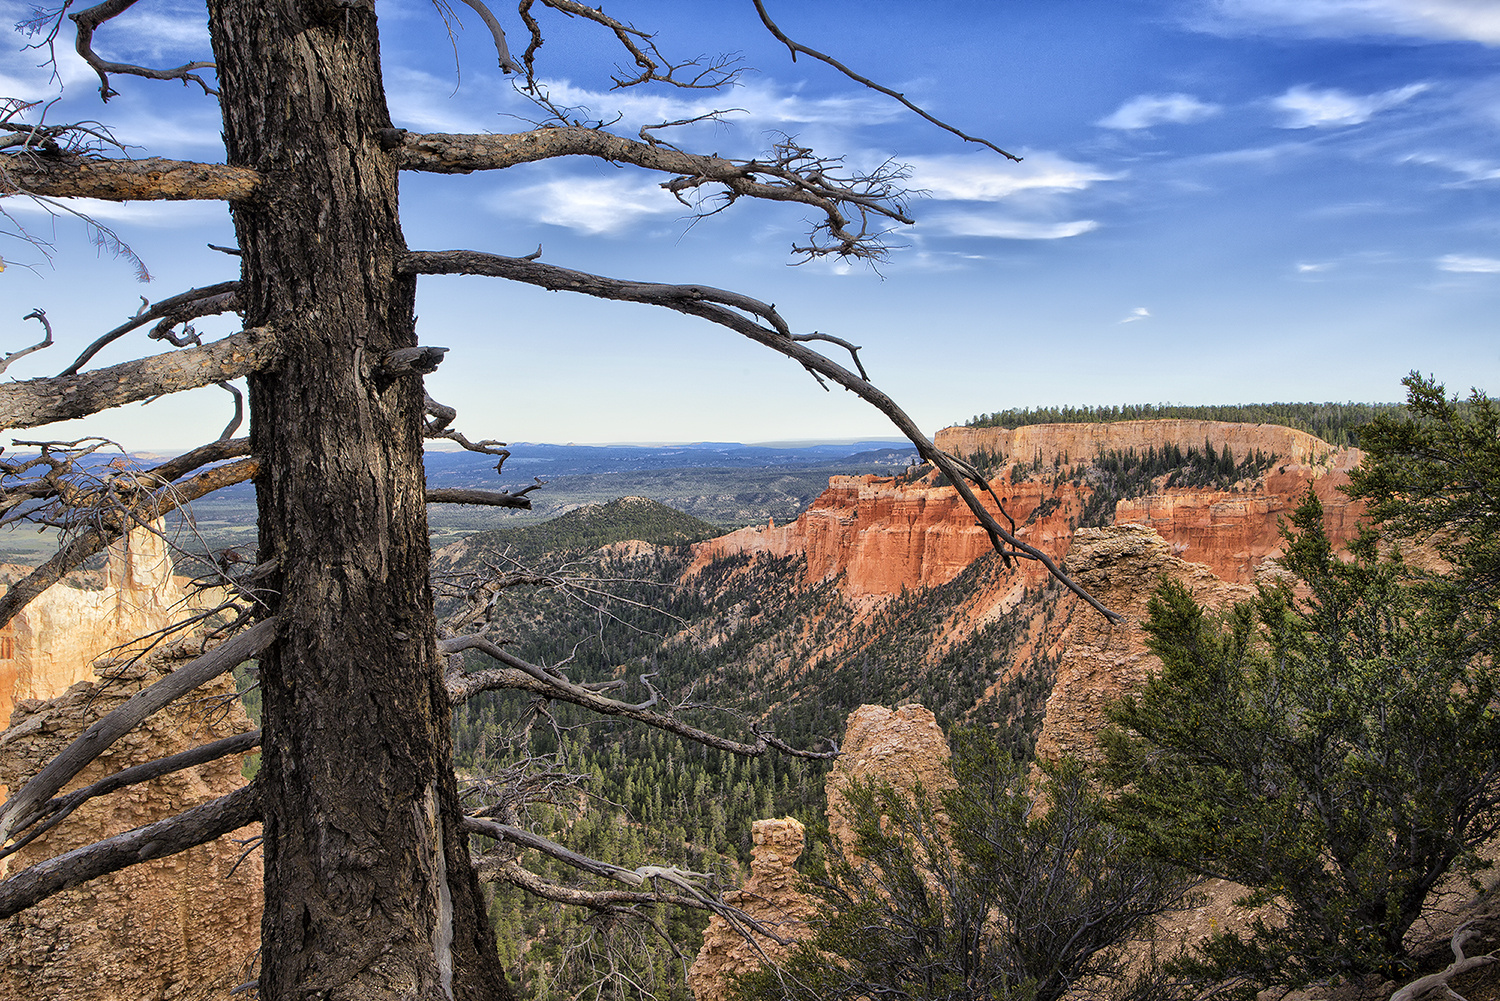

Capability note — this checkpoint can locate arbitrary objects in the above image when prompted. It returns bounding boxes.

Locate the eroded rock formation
[687,818,818,1001]
[687,474,1081,598]
[0,528,262,1001]
[0,526,195,729]
[826,703,956,850]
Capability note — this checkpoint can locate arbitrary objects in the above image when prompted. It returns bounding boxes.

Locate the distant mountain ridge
[424,440,916,486]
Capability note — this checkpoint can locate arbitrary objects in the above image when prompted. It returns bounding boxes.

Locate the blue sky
[2,0,1497,451]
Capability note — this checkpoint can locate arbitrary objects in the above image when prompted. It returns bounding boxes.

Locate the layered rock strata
[934,419,1335,469]
[691,421,1364,595]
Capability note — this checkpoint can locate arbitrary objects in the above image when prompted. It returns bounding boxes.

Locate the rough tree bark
[204,2,510,997]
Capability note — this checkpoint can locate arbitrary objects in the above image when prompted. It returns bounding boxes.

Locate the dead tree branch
[441,633,839,758]
[0,456,260,632]
[513,0,740,92]
[0,309,55,375]
[70,0,217,101]
[402,249,1121,621]
[451,0,522,73]
[0,328,279,431]
[1392,923,1498,1001]
[1,730,261,860]
[466,818,793,947]
[426,487,537,509]
[395,127,910,259]
[0,617,277,854]
[60,281,240,376]
[0,153,259,200]
[750,0,1020,162]
[0,783,260,920]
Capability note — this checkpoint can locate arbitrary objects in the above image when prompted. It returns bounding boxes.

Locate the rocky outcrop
[690,705,956,1001]
[0,528,262,1001]
[935,419,1335,469]
[0,526,196,729]
[1032,524,1259,766]
[826,703,956,850]
[1112,449,1365,583]
[687,818,817,1001]
[687,474,1081,598]
[692,422,1364,598]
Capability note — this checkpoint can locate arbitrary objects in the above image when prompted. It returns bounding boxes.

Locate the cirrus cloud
[488,176,679,235]
[1097,93,1222,130]
[921,214,1099,240]
[1437,254,1500,272]
[1273,82,1429,127]
[1199,0,1500,46]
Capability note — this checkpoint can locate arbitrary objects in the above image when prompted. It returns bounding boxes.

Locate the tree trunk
[205,3,513,998]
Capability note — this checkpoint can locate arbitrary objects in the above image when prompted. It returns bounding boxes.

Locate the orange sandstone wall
[687,474,1081,597]
[1111,448,1364,582]
[692,421,1366,595]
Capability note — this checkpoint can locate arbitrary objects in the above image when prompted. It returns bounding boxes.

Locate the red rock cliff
[692,421,1364,596]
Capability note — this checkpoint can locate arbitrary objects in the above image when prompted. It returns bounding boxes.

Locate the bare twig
[69,0,217,101]
[750,0,1020,162]
[441,633,839,758]
[0,309,55,375]
[59,282,239,376]
[0,455,260,631]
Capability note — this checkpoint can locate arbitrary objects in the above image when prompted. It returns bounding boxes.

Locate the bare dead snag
[0,153,259,200]
[0,617,277,855]
[0,783,260,920]
[0,329,279,430]
[1391,924,1498,1001]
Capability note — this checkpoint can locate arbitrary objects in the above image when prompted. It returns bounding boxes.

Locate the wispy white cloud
[906,152,1117,201]
[921,214,1099,240]
[1297,261,1334,272]
[1119,306,1151,323]
[1402,151,1500,183]
[1097,93,1221,130]
[488,175,679,235]
[1437,253,1500,272]
[1200,0,1500,46]
[1273,83,1429,128]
